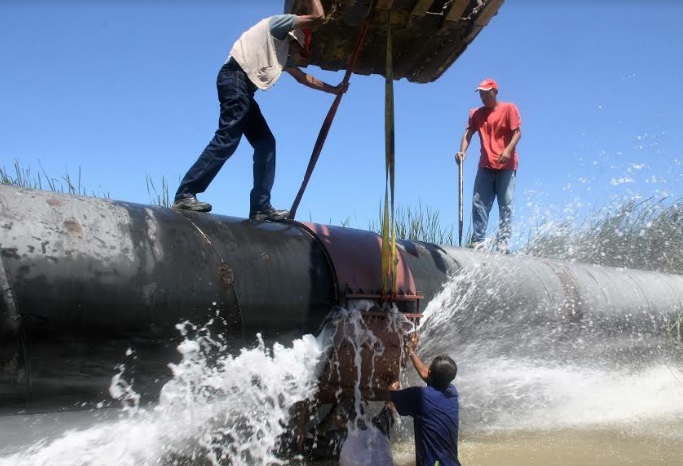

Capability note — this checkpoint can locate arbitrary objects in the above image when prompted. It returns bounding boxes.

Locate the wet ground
[301,423,683,466]
[2,413,682,465]
[455,425,683,466]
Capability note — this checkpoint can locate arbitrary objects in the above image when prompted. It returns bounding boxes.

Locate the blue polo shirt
[390,384,461,466]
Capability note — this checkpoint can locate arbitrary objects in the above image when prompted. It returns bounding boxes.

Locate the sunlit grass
[145,174,171,208]
[0,160,108,198]
[520,197,683,274]
[370,201,457,246]
[670,313,683,345]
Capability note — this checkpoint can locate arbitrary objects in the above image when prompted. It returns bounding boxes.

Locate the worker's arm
[455,128,474,165]
[293,0,325,30]
[372,380,401,402]
[405,332,429,382]
[373,333,428,401]
[497,127,521,164]
[284,66,348,95]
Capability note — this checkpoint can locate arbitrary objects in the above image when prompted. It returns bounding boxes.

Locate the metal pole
[458,160,464,246]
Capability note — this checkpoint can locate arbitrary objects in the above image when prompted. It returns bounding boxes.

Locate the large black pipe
[0,186,432,412]
[2,185,683,414]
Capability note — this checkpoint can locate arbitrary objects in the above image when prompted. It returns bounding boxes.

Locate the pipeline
[1,185,683,415]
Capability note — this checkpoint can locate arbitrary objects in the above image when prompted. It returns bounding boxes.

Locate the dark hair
[428,355,458,390]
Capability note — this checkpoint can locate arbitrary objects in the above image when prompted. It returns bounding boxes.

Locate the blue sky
[2,1,682,245]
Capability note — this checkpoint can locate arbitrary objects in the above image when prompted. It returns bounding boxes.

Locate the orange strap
[288,2,377,220]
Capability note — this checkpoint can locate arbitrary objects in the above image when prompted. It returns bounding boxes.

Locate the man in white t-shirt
[173,0,347,220]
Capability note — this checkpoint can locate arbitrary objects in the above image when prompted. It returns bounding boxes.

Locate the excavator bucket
[285,0,505,83]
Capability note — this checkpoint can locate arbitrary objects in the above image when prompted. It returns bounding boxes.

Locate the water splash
[0,323,325,466]
[0,307,413,465]
[418,268,683,435]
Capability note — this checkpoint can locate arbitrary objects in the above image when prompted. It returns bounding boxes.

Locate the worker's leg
[494,169,516,250]
[175,62,252,202]
[243,99,276,214]
[471,168,495,245]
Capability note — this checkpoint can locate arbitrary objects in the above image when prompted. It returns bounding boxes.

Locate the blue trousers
[175,60,276,214]
[471,168,516,245]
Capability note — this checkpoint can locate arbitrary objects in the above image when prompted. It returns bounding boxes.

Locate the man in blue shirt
[388,334,462,466]
[173,0,347,220]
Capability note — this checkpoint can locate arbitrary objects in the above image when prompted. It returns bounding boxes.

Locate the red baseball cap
[475,78,498,92]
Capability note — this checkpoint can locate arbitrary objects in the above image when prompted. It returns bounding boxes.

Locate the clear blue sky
[2,1,682,244]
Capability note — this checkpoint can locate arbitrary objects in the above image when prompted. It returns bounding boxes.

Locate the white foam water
[0,322,326,466]
[418,272,683,437]
[0,307,412,466]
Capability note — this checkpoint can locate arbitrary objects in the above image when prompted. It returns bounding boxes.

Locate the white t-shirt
[229,15,295,90]
[339,426,394,466]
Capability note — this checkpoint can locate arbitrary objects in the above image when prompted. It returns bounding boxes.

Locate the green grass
[145,174,171,208]
[369,201,457,246]
[0,160,109,198]
[519,197,683,275]
[670,313,683,345]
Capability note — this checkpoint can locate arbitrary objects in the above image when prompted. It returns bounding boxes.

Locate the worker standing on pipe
[455,78,522,253]
[173,0,348,220]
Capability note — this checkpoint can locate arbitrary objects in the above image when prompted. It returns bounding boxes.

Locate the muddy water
[456,425,683,466]
[303,421,683,466]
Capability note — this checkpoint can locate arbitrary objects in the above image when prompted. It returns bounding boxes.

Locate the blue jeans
[175,60,276,213]
[471,168,516,246]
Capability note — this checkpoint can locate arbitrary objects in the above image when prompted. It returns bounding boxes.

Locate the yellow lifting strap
[381,9,398,297]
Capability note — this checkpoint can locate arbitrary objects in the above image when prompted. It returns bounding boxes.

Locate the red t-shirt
[467,101,521,170]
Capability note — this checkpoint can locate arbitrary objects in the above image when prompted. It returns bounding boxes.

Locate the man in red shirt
[455,78,522,253]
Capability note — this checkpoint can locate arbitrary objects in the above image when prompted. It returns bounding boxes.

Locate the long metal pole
[458,160,464,246]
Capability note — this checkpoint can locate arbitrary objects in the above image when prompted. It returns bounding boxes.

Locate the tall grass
[520,197,683,275]
[671,313,683,346]
[145,174,171,207]
[0,161,108,198]
[369,201,457,245]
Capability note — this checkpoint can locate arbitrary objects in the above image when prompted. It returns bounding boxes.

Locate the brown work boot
[172,196,212,213]
[249,206,290,222]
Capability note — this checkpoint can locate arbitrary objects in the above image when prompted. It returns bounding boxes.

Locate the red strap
[302,28,313,59]
[288,2,377,220]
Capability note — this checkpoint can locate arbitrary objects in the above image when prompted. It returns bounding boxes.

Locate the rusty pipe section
[2,185,683,414]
